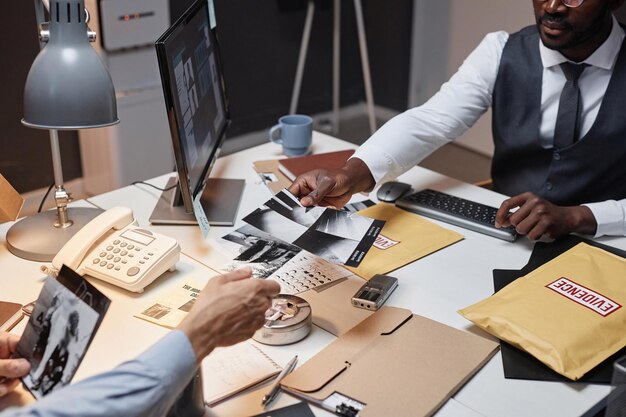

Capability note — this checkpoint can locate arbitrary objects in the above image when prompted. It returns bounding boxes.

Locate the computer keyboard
[395,189,518,242]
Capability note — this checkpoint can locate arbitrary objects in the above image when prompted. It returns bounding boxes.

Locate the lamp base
[6,207,103,262]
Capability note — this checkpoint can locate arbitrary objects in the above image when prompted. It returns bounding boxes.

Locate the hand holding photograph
[14,266,110,399]
[242,190,385,267]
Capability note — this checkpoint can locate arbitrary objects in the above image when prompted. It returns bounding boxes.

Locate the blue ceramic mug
[269,115,313,157]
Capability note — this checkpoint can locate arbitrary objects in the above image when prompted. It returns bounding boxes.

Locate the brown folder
[0,174,24,223]
[0,301,24,332]
[278,149,355,181]
[298,275,373,336]
[252,159,292,195]
[282,307,498,417]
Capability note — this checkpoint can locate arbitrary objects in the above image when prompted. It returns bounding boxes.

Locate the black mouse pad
[493,235,626,384]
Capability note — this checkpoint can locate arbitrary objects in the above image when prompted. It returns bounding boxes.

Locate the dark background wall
[0,0,412,192]
[0,1,83,193]
[209,0,413,137]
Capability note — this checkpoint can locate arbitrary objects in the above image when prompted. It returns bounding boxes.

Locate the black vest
[491,25,626,206]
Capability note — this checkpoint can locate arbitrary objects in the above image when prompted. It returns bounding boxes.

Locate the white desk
[3,131,623,416]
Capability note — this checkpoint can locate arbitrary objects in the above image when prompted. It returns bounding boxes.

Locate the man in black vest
[289,0,626,240]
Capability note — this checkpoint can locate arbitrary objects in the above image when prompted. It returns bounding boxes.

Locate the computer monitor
[149,0,244,225]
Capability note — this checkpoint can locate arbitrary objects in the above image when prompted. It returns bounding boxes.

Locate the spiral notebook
[202,341,282,406]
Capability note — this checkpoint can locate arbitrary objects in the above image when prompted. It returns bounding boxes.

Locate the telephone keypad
[92,238,149,278]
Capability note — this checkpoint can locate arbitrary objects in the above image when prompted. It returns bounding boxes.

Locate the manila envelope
[282,307,498,417]
[346,204,464,279]
[0,174,24,223]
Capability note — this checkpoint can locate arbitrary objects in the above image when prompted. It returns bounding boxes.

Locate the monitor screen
[155,0,228,213]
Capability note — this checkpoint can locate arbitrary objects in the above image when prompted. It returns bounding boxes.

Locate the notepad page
[202,341,282,405]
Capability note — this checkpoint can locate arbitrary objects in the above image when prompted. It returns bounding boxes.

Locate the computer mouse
[376,181,412,203]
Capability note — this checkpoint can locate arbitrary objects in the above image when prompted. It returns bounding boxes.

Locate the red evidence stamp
[546,277,621,317]
[373,234,399,250]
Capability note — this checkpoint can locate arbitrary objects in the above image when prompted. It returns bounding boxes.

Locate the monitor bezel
[154,0,230,213]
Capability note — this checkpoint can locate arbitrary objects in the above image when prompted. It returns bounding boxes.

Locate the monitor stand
[149,176,245,226]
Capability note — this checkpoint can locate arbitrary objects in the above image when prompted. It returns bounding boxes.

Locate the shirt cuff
[582,200,626,237]
[352,144,399,186]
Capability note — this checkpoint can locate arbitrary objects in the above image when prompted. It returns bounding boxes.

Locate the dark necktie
[553,62,588,149]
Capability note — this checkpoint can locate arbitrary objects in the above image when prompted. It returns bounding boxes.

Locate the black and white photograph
[141,303,172,320]
[15,267,110,399]
[265,196,325,228]
[222,224,301,278]
[242,190,385,267]
[344,199,376,213]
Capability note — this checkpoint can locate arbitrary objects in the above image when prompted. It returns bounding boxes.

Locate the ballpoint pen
[261,355,298,407]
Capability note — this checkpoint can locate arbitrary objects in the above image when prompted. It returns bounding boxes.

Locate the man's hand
[288,158,375,208]
[495,192,597,240]
[178,268,280,363]
[0,333,30,397]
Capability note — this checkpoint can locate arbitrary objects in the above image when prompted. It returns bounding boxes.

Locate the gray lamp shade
[22,0,118,129]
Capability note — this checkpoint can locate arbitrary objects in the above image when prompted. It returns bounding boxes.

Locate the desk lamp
[6,0,118,262]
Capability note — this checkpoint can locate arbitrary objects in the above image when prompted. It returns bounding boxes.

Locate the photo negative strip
[15,266,110,399]
[242,190,384,267]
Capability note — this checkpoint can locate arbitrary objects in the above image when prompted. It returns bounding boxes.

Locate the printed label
[193,194,211,239]
[546,277,621,317]
[373,234,399,250]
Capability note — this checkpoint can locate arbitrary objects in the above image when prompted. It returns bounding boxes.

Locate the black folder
[493,235,626,384]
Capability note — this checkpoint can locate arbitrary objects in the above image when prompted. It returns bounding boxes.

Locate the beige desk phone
[43,207,181,292]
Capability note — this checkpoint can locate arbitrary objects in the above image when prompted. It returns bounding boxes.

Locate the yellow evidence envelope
[460,243,626,380]
[346,203,464,279]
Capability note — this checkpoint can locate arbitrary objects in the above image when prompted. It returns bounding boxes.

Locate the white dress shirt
[353,16,626,237]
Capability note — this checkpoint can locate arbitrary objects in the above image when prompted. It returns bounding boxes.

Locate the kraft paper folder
[299,275,373,336]
[0,174,24,223]
[252,159,292,195]
[281,307,499,417]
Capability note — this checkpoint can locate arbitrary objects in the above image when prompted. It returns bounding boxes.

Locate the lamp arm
[49,129,74,228]
[34,0,46,49]
[34,0,95,45]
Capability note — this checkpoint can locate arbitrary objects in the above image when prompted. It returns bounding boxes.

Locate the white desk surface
[3,131,624,416]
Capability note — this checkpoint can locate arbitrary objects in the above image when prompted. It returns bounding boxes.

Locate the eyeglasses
[537,0,584,8]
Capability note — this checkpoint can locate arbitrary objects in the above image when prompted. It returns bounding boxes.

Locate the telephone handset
[43,207,181,293]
